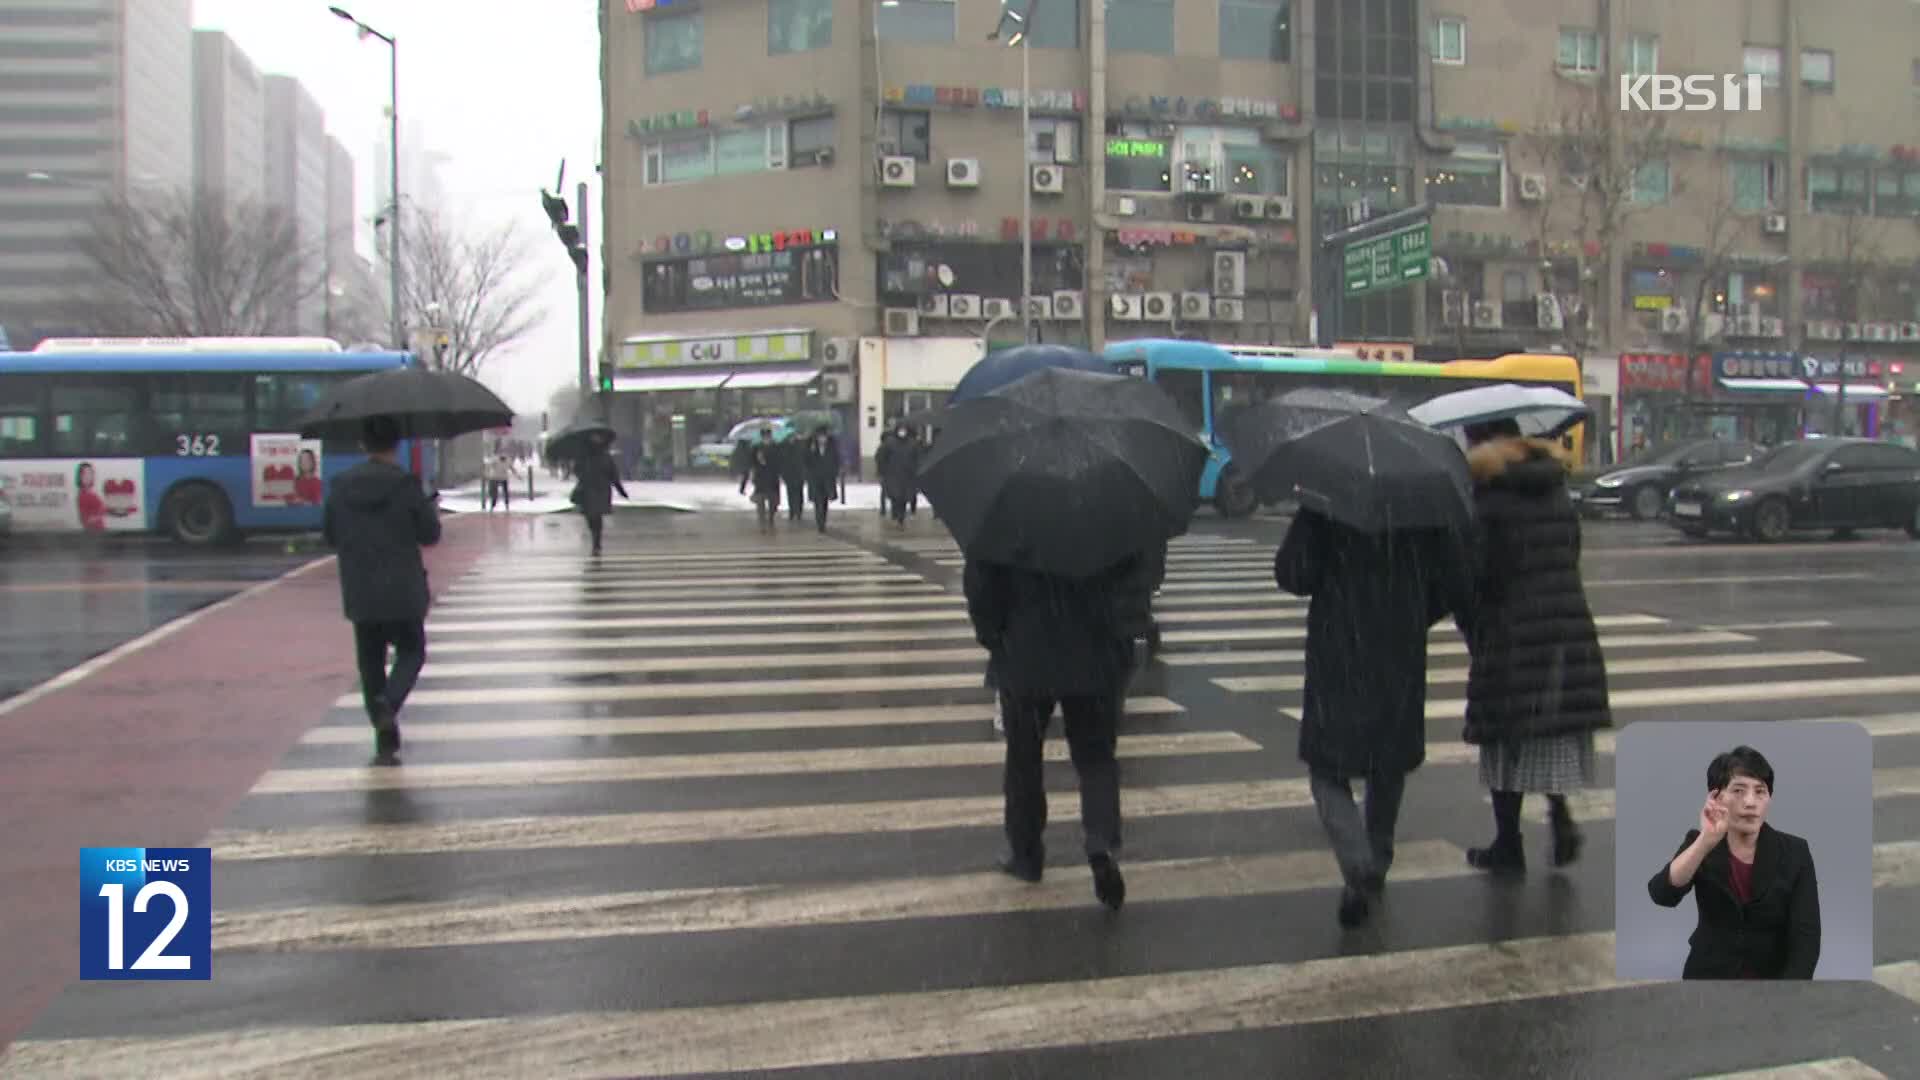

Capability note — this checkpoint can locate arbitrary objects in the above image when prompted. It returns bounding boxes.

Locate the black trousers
[486,480,509,509]
[353,619,426,719]
[585,512,605,549]
[808,478,833,530]
[1002,689,1123,863]
[785,477,806,519]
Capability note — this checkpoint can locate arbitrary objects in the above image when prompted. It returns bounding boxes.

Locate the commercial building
[602,0,1920,469]
[263,75,330,336]
[191,29,266,209]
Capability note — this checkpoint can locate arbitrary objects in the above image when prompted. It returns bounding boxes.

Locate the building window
[1028,117,1081,165]
[1225,140,1287,195]
[1556,28,1600,73]
[1625,33,1658,76]
[1430,17,1465,65]
[876,0,955,44]
[768,0,831,54]
[1104,121,1172,192]
[714,129,770,176]
[1742,45,1781,87]
[1107,0,1175,54]
[1874,170,1920,217]
[1221,0,1292,62]
[1424,141,1503,207]
[1314,0,1415,124]
[1729,159,1781,213]
[1800,48,1834,89]
[642,125,791,185]
[880,109,931,162]
[644,10,702,75]
[658,135,713,183]
[1029,0,1080,48]
[1807,163,1868,213]
[1632,160,1670,204]
[788,115,835,167]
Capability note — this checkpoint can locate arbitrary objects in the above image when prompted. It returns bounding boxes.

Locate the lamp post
[989,4,1033,343]
[328,6,402,354]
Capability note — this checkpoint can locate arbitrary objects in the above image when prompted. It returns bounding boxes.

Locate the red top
[75,489,106,531]
[1728,853,1754,905]
[293,476,324,505]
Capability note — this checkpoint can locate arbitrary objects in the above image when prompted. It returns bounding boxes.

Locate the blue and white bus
[0,337,429,544]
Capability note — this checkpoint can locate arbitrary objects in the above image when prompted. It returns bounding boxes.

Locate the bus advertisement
[1102,338,1585,517]
[0,337,430,544]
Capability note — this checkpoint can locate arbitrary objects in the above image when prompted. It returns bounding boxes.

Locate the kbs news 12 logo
[1621,73,1764,112]
[78,847,212,980]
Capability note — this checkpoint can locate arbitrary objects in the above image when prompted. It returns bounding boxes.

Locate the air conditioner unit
[1899,322,1920,342]
[1212,251,1246,297]
[1142,292,1174,320]
[1030,165,1064,194]
[1806,320,1841,341]
[1732,310,1762,337]
[1230,195,1263,221]
[1106,194,1140,217]
[1865,322,1893,342]
[1052,290,1084,319]
[1185,201,1216,223]
[1758,316,1785,338]
[1843,322,1864,341]
[946,157,980,188]
[916,294,949,318]
[820,372,855,404]
[819,336,855,369]
[883,308,919,336]
[1180,292,1212,319]
[1661,307,1689,335]
[1535,293,1564,330]
[1110,294,1142,321]
[1518,173,1548,202]
[1212,297,1245,322]
[948,293,981,319]
[1762,213,1787,236]
[1264,195,1294,221]
[980,297,1014,319]
[880,155,916,188]
[1025,295,1054,320]
[1441,289,1468,327]
[1472,301,1503,329]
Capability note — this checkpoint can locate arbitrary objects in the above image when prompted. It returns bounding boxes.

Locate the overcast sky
[191,0,602,417]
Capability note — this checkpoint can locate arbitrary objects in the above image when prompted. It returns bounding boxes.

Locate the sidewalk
[443,478,892,515]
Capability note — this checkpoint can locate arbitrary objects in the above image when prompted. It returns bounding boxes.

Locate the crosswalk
[6,522,1917,1079]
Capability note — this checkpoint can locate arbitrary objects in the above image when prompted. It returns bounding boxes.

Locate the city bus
[1103,338,1585,517]
[0,337,429,544]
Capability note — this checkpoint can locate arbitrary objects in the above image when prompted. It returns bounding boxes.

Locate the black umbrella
[1224,387,1472,534]
[917,367,1208,578]
[546,420,617,460]
[297,366,513,441]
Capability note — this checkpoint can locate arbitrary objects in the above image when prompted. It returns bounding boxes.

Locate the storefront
[1797,354,1892,439]
[1616,352,1712,458]
[1707,351,1809,445]
[609,329,828,468]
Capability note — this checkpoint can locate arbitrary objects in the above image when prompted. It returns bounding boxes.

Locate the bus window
[253,372,360,453]
[49,378,140,456]
[149,373,250,457]
[0,374,45,458]
[1156,368,1206,432]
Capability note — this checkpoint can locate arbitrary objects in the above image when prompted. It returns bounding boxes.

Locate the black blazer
[1646,823,1820,979]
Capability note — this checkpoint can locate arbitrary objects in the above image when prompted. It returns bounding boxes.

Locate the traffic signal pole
[575,181,599,420]
[1313,203,1433,348]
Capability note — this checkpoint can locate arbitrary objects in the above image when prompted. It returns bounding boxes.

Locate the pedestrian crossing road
[6,514,1918,1078]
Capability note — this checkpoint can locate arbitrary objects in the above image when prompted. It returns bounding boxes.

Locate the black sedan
[1576,438,1759,520]
[1666,438,1920,542]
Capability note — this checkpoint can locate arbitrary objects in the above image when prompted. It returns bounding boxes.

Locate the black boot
[1090,853,1125,911]
[369,697,401,764]
[1468,790,1526,874]
[1549,794,1584,867]
[1337,886,1371,928]
[998,850,1042,883]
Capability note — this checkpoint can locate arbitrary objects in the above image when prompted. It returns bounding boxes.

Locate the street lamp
[988,3,1034,343]
[328,5,403,354]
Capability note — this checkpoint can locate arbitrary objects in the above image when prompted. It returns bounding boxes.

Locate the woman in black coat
[1648,745,1820,978]
[1459,420,1612,874]
[801,425,840,533]
[570,433,629,556]
[743,431,782,531]
[875,425,918,527]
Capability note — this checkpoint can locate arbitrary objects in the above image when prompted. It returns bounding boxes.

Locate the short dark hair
[1464,418,1524,444]
[1707,745,1774,793]
[362,415,401,452]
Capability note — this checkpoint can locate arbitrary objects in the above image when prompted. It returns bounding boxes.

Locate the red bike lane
[0,515,496,1047]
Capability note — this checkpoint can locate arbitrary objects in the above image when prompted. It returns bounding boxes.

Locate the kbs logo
[1620,74,1763,112]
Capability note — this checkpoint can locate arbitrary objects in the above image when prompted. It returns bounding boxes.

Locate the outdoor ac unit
[880,155,916,188]
[980,297,1014,319]
[1185,201,1216,223]
[1806,320,1841,341]
[946,157,980,188]
[1732,311,1762,337]
[1843,322,1864,341]
[883,308,920,336]
[1865,322,1893,342]
[1212,297,1245,322]
[1107,194,1140,217]
[819,336,855,369]
[1142,292,1174,320]
[917,293,949,318]
[1212,251,1246,297]
[1762,214,1787,236]
[1180,292,1212,319]
[1441,290,1467,327]
[948,293,981,318]
[1031,165,1064,194]
[1758,317,1786,338]
[1265,195,1294,221]
[1230,196,1263,221]
[1026,295,1054,320]
[1900,322,1920,342]
[1518,173,1548,201]
[1472,301,1503,329]
[1535,294,1564,330]
[1661,307,1689,335]
[1110,294,1142,321]
[1052,290,1084,319]
[821,372,855,404]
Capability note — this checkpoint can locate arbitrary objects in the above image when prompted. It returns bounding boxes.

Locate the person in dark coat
[778,434,808,523]
[322,415,441,763]
[801,425,840,533]
[1459,419,1612,875]
[1275,507,1475,927]
[571,432,630,555]
[1648,745,1820,979]
[744,427,782,531]
[1114,538,1168,658]
[875,424,918,527]
[964,551,1138,911]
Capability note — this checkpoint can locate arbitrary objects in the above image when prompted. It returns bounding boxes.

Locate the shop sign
[1619,352,1699,392]
[1114,225,1262,248]
[627,94,832,139]
[1714,352,1799,380]
[1336,342,1414,363]
[1106,138,1167,158]
[618,331,813,370]
[627,110,710,137]
[1001,217,1076,241]
[642,227,837,257]
[1632,295,1674,310]
[878,219,984,240]
[1112,96,1293,122]
[1435,116,1524,134]
[884,85,1086,113]
[1800,355,1883,380]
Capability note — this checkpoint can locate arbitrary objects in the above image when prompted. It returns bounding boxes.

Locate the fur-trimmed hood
[1467,436,1569,488]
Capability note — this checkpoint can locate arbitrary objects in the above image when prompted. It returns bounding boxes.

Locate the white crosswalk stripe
[12,525,1916,1079]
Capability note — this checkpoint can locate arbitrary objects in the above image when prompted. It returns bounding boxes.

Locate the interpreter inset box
[1614,721,1872,981]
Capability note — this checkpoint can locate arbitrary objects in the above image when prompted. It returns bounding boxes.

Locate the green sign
[1105,138,1166,158]
[1343,222,1430,298]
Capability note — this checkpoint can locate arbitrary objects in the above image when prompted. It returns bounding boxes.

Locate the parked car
[1667,438,1920,542]
[1575,438,1759,520]
[688,441,736,470]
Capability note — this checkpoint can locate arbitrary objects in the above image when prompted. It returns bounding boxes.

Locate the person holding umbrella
[570,431,629,556]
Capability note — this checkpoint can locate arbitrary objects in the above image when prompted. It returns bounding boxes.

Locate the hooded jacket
[322,459,441,624]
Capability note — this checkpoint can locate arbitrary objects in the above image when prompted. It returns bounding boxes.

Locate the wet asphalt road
[2,508,1918,1078]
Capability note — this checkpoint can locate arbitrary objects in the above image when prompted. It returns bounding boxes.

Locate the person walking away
[746,427,782,532]
[802,424,840,532]
[963,550,1137,911]
[1459,418,1612,876]
[571,432,630,556]
[1275,506,1475,928]
[481,450,500,511]
[779,432,808,523]
[485,449,516,511]
[876,423,918,528]
[323,416,441,764]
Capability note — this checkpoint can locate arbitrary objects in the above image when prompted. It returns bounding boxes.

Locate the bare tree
[387,205,546,376]
[1817,205,1885,433]
[75,188,324,336]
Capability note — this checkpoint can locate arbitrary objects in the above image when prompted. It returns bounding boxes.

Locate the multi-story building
[603,0,1920,469]
[263,74,330,336]
[0,0,193,343]
[191,29,265,209]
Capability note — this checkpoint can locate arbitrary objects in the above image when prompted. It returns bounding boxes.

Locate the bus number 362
[175,434,221,456]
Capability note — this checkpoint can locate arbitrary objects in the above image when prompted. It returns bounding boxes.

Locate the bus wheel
[1213,467,1258,519]
[162,483,233,546]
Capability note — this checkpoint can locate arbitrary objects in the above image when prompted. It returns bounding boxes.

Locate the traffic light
[597,359,614,393]
[540,189,589,275]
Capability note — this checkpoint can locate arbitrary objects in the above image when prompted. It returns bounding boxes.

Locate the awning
[611,370,731,392]
[723,366,820,390]
[1715,377,1810,393]
[1809,382,1891,400]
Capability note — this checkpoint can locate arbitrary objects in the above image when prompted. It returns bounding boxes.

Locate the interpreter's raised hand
[1698,790,1730,842]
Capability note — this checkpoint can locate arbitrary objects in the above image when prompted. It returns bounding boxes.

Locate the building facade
[602,0,1920,469]
[191,29,266,209]
[263,74,330,336]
